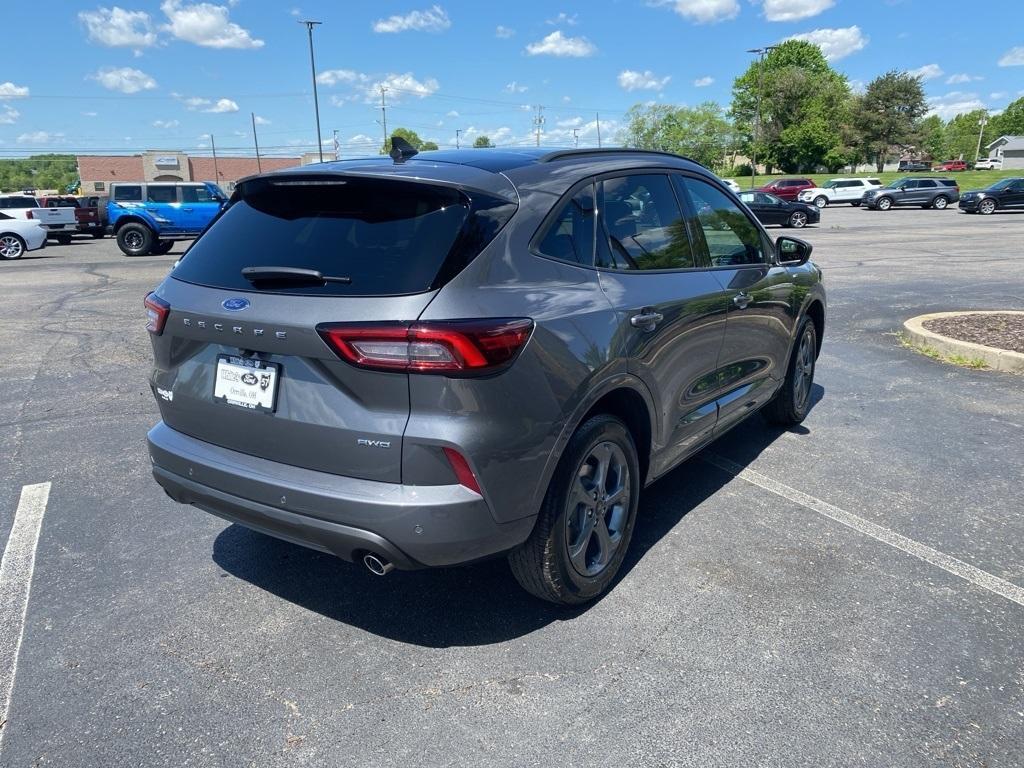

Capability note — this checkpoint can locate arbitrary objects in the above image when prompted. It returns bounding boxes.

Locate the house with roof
[985,136,1024,169]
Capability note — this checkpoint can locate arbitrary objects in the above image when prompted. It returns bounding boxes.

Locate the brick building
[76,150,322,194]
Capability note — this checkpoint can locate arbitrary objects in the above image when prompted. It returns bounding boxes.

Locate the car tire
[813,196,828,208]
[508,414,641,605]
[763,317,817,427]
[152,240,175,255]
[851,201,861,207]
[55,234,73,245]
[788,211,808,228]
[0,233,26,260]
[979,198,997,215]
[876,196,893,211]
[116,223,155,256]
[932,196,949,210]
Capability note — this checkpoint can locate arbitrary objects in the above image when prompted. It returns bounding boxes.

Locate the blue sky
[1,0,1022,158]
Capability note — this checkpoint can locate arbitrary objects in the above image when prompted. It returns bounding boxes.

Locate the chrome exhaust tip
[363,553,395,576]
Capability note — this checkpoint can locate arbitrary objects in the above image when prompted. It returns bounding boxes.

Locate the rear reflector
[317,318,533,375]
[442,447,481,494]
[144,292,170,335]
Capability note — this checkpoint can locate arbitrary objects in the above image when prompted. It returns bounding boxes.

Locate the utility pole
[572,128,580,148]
[299,19,324,162]
[455,128,462,149]
[333,129,339,160]
[380,87,389,152]
[533,105,545,147]
[746,45,776,188]
[975,113,989,163]
[596,113,602,147]
[251,113,261,172]
[210,134,219,182]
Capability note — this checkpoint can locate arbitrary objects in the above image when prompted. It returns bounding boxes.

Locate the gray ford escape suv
[145,143,825,605]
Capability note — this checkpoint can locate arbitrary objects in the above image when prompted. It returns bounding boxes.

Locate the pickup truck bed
[0,195,78,243]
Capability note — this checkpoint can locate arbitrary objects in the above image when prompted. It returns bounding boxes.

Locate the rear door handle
[733,292,750,310]
[630,310,664,330]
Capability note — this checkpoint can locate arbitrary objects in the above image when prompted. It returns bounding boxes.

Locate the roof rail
[538,147,706,167]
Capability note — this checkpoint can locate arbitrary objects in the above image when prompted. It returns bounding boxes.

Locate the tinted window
[918,180,937,188]
[597,174,697,270]
[172,177,514,297]
[181,185,218,203]
[867,179,881,186]
[0,197,38,208]
[146,185,177,203]
[537,183,595,265]
[680,177,766,267]
[113,185,142,202]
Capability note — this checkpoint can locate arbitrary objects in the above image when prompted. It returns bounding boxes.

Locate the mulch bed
[922,313,1024,354]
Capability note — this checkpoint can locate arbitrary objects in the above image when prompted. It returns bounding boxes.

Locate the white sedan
[0,215,47,259]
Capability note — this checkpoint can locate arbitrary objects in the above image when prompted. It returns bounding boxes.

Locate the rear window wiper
[240,266,352,285]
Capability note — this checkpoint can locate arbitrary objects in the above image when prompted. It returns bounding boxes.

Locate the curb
[903,311,1024,375]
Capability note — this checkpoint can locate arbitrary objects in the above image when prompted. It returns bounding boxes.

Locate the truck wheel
[508,415,640,605]
[152,240,175,255]
[117,223,154,256]
[0,234,26,259]
[764,317,817,427]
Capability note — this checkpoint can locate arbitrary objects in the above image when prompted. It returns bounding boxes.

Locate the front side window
[680,177,767,267]
[536,183,596,265]
[113,185,142,202]
[146,185,177,203]
[597,174,697,271]
[181,185,218,203]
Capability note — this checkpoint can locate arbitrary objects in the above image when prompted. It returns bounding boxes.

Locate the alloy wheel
[979,199,996,215]
[0,235,24,259]
[565,441,631,577]
[124,230,144,250]
[793,326,815,410]
[814,196,827,208]
[790,211,807,228]
[934,196,948,209]
[877,197,892,210]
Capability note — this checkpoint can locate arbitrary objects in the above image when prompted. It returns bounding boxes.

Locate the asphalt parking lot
[1,206,1022,767]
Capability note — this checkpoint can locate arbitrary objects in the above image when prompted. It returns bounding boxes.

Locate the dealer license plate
[213,355,280,412]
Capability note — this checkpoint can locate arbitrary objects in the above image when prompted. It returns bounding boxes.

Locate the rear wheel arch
[113,215,155,234]
[804,299,825,356]
[578,386,653,487]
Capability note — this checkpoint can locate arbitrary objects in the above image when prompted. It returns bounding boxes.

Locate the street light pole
[746,46,775,189]
[299,20,324,163]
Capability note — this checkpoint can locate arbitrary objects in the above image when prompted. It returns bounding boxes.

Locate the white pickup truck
[0,194,78,244]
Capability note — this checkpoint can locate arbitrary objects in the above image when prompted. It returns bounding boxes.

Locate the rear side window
[919,180,937,188]
[172,176,515,297]
[113,185,142,202]
[597,174,697,271]
[536,183,595,265]
[146,185,177,203]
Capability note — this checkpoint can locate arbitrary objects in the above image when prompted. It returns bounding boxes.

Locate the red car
[934,160,967,172]
[756,178,815,201]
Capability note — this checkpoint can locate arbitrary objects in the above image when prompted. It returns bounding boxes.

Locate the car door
[594,172,728,476]
[144,183,184,233]
[180,184,223,232]
[1004,179,1024,208]
[757,192,789,225]
[835,181,858,203]
[677,176,798,434]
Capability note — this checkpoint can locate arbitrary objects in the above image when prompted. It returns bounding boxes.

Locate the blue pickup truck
[107,181,226,256]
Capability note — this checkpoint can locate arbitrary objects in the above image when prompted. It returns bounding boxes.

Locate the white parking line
[0,482,51,751]
[704,454,1024,608]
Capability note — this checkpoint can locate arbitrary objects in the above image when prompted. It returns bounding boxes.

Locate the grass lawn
[727,169,1021,190]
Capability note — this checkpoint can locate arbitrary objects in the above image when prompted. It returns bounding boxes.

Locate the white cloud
[90,66,158,93]
[990,92,1007,100]
[152,119,180,128]
[557,116,583,128]
[446,110,459,117]
[372,5,450,33]
[79,6,156,49]
[176,94,238,112]
[160,0,264,49]
[525,31,596,57]
[907,63,943,81]
[316,69,361,86]
[788,25,867,61]
[495,25,515,38]
[693,76,714,87]
[0,82,29,99]
[0,105,19,125]
[546,12,579,26]
[17,131,65,145]
[761,0,833,22]
[998,47,1024,67]
[927,91,986,120]
[653,0,740,24]
[82,111,98,117]
[253,115,270,125]
[946,73,982,84]
[317,69,439,103]
[205,98,239,113]
[377,73,439,100]
[618,70,671,91]
[505,81,528,93]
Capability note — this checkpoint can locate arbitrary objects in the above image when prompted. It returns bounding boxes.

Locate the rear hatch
[149,171,515,483]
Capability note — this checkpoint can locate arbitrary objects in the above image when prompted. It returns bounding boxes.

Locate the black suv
[861,178,960,210]
[145,144,826,604]
[959,177,1024,214]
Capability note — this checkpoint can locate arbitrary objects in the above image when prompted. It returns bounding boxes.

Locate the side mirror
[776,236,812,266]
[898,185,907,191]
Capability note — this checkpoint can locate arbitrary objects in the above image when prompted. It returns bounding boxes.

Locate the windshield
[989,178,1015,190]
[886,178,910,189]
[823,180,839,189]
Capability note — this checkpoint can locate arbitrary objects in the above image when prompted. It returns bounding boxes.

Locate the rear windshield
[171,176,515,297]
[0,197,38,208]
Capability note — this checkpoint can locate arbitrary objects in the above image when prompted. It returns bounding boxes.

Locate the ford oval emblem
[222,297,250,311]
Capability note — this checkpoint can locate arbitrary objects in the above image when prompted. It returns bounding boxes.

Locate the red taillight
[25,210,34,219]
[317,319,533,375]
[442,447,481,494]
[144,292,170,335]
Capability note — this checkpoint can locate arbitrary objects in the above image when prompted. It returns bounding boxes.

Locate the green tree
[382,127,425,154]
[0,155,77,192]
[420,141,439,151]
[945,110,989,162]
[473,135,494,148]
[730,40,850,172]
[989,96,1024,139]
[620,101,735,169]
[854,71,928,171]
[918,114,946,161]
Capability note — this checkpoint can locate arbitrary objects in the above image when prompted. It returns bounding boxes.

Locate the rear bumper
[147,421,534,569]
